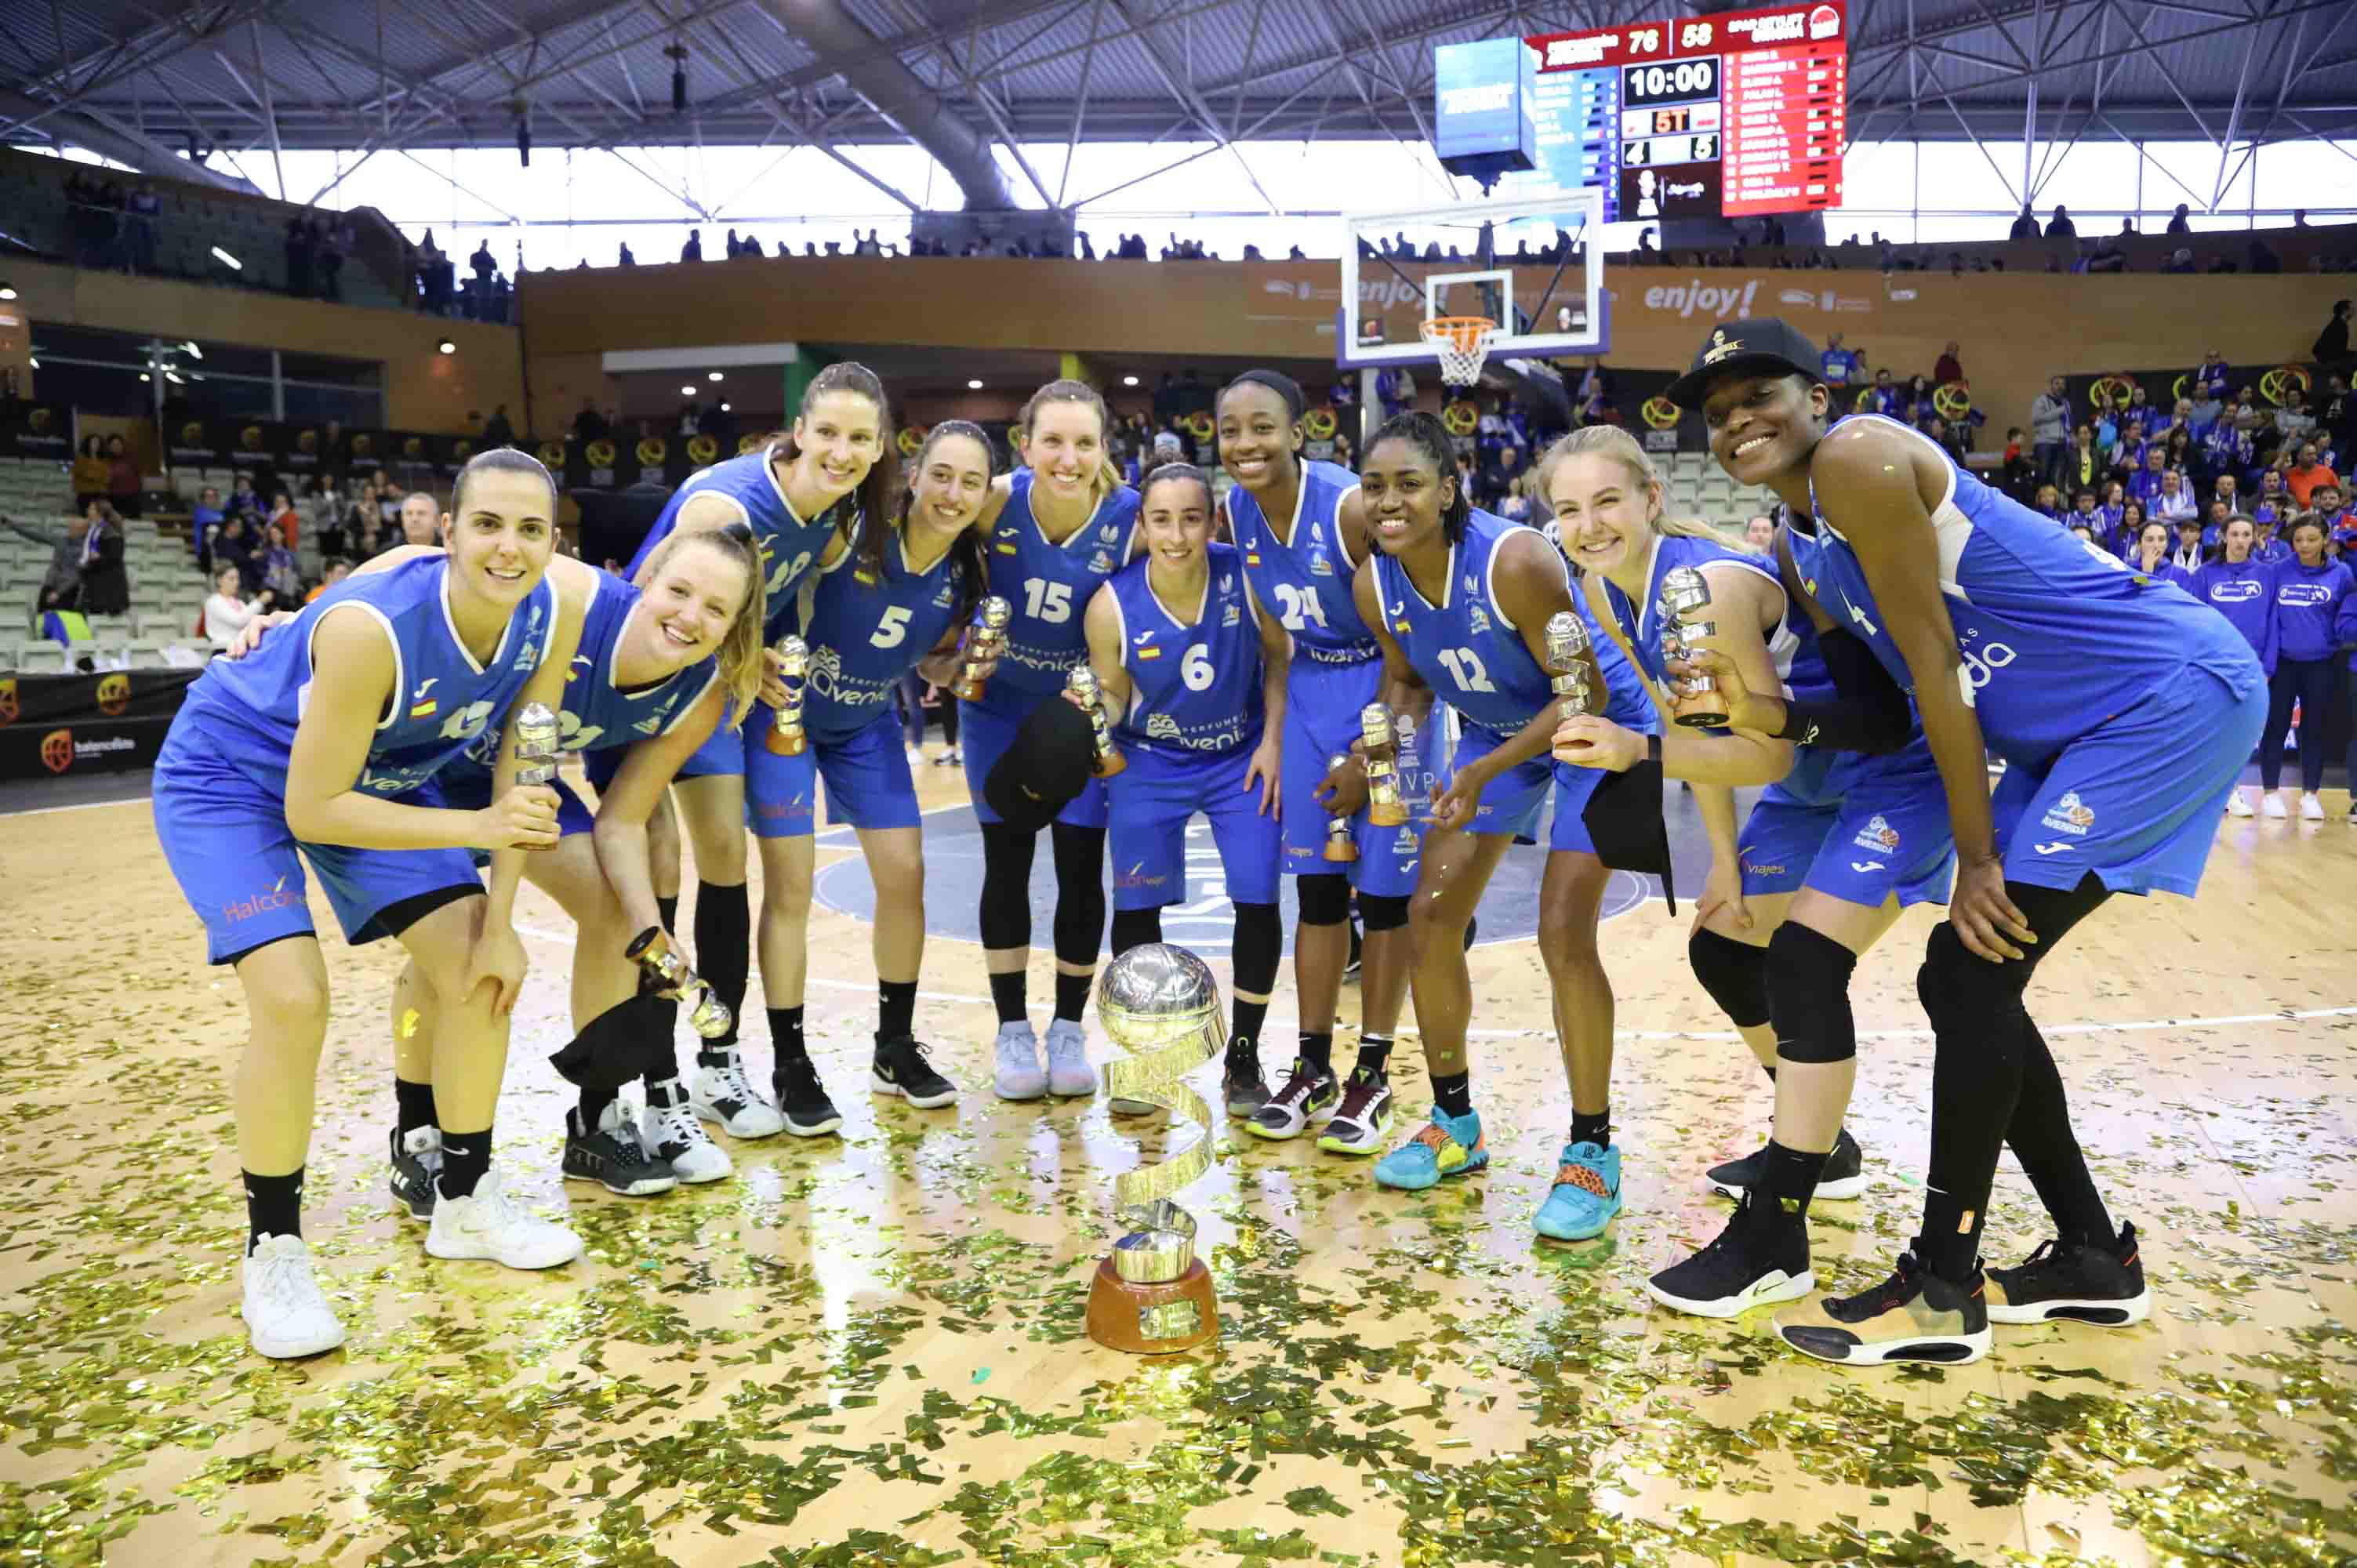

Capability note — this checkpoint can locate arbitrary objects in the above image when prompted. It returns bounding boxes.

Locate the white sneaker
[906,745,926,766]
[242,1234,346,1359]
[1044,1018,1099,1098]
[2301,791,2325,821]
[426,1169,584,1269]
[691,1051,786,1138]
[2227,787,2255,817]
[642,1082,734,1183]
[992,1020,1048,1101]
[2261,791,2288,818]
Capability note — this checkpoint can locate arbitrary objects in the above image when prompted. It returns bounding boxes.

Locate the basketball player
[766,421,1002,1112]
[1082,463,1290,1079]
[1675,318,2264,1365]
[961,381,1139,1102]
[1542,426,1955,1315]
[1339,412,1654,1240]
[608,363,895,1142]
[1217,370,1425,1152]
[151,450,581,1359]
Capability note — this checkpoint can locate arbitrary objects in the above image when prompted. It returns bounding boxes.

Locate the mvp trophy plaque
[1085,942,1225,1355]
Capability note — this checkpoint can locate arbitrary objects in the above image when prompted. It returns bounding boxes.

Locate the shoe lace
[1044,1024,1088,1061]
[465,1172,526,1231]
[1407,1120,1455,1156]
[709,1054,762,1104]
[1331,1068,1386,1121]
[648,1098,703,1158]
[1269,1063,1331,1109]
[1832,1251,1923,1315]
[251,1241,317,1309]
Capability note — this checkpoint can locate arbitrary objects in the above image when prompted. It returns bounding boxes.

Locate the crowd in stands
[60,171,162,273]
[281,212,359,302]
[407,230,514,322]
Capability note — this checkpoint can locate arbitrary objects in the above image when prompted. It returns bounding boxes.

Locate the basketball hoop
[1421,316,1498,390]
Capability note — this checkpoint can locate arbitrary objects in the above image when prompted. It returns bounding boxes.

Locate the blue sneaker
[1533,1141,1622,1240]
[1372,1109,1488,1191]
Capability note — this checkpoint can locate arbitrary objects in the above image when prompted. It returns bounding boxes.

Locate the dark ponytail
[452,445,557,518]
[1139,461,1213,514]
[863,419,993,626]
[1366,411,1471,544]
[772,360,899,546]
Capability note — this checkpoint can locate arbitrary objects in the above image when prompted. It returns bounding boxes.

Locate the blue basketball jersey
[1106,542,1264,759]
[626,448,846,641]
[1800,415,2264,765]
[177,552,560,799]
[1228,460,1383,669]
[1594,531,1818,705]
[804,523,970,744]
[452,568,714,781]
[987,468,1140,696]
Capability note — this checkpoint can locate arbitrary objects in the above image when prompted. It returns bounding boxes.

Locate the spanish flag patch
[409,699,438,719]
[1138,645,1161,659]
[996,542,1018,554]
[1245,552,1261,564]
[854,570,877,585]
[1393,620,1411,635]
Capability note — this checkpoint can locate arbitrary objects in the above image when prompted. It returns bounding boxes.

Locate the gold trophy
[953,595,1011,702]
[1085,943,1223,1355]
[1543,611,1596,717]
[765,633,810,755]
[1360,703,1409,826]
[625,927,733,1039]
[1657,565,1728,728]
[514,701,560,851]
[1067,664,1126,777]
[1321,753,1359,862]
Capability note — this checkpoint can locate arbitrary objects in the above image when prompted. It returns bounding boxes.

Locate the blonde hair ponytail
[1536,426,1725,550]
[641,524,768,728]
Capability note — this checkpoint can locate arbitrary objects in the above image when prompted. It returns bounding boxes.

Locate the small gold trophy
[1657,565,1728,728]
[1321,753,1359,862]
[953,595,1011,702]
[1360,703,1409,827]
[765,633,810,755]
[1543,611,1595,717]
[514,701,560,851]
[1085,943,1223,1356]
[1067,664,1126,777]
[624,927,733,1039]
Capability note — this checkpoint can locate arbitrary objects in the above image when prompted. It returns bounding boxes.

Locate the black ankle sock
[1571,1107,1611,1149]
[1355,1032,1393,1076]
[1232,997,1269,1054]
[243,1167,303,1251]
[1227,1033,1260,1071]
[1763,1138,1829,1214]
[1053,969,1091,1023]
[438,1128,492,1200]
[394,1076,437,1137]
[1431,1070,1473,1120]
[878,979,917,1041]
[656,894,680,934]
[579,1083,620,1131]
[768,1006,808,1066]
[1298,1030,1334,1076]
[988,971,1028,1025]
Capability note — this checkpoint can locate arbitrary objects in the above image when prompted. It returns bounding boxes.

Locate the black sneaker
[1986,1221,2150,1327]
[389,1125,441,1222]
[1646,1192,1814,1318]
[1706,1127,1869,1202]
[1223,1040,1269,1119]
[562,1103,678,1196]
[871,1035,957,1109]
[1776,1251,1992,1366]
[773,1054,844,1138]
[1245,1058,1338,1141]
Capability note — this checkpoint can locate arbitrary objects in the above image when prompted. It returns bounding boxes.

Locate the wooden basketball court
[3,760,2351,1567]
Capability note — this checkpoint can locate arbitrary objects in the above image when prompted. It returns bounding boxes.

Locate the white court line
[511,924,2357,1041]
[1,794,148,818]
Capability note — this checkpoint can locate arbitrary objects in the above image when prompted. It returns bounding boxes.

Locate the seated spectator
[2253,467,2291,530]
[2152,468,2198,526]
[2032,483,2065,521]
[258,522,303,604]
[2069,488,2102,532]
[2095,480,2126,539]
[5,509,89,616]
[398,491,440,547]
[1863,368,1901,418]
[212,514,259,594]
[2126,445,2168,506]
[2170,514,2209,573]
[203,564,263,650]
[228,470,260,516]
[2112,499,2150,559]
[619,241,636,266]
[2162,247,2197,275]
[305,558,352,603]
[2127,519,2192,589]
[1934,340,1963,385]
[2287,442,2337,507]
[484,404,517,446]
[267,491,301,552]
[191,485,224,552]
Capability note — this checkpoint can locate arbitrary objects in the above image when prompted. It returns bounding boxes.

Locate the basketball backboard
[1338,189,1608,373]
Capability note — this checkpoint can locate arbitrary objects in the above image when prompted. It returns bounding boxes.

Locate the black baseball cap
[982,695,1097,832]
[1666,318,1825,410]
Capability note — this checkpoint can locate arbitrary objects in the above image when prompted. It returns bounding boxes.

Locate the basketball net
[1421,316,1498,390]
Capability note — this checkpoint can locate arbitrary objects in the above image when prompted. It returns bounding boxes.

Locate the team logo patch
[2040,790,2097,837]
[1853,814,1900,852]
[1308,550,1334,577]
[1467,604,1492,637]
[1091,549,1117,573]
[1222,603,1241,627]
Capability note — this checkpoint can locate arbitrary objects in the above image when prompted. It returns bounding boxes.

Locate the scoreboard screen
[1516,0,1845,220]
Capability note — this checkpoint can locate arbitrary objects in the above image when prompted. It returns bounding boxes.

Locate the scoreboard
[1500,0,1847,220]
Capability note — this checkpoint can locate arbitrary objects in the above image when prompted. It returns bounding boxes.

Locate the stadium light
[210,246,242,270]
[707,371,724,382]
[718,401,731,412]
[1121,375,1139,387]
[680,384,695,396]
[437,339,456,354]
[967,379,984,390]
[0,283,16,300]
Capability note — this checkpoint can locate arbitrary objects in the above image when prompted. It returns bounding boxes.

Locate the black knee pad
[549,996,671,1090]
[1764,922,1860,1063]
[977,824,1037,951]
[1916,918,2028,1033]
[1230,902,1281,995]
[1049,823,1108,965]
[1295,873,1352,927]
[1687,926,1770,1029]
[1356,892,1409,934]
[1109,906,1164,955]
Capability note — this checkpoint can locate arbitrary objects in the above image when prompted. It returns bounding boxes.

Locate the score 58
[1680,20,1715,47]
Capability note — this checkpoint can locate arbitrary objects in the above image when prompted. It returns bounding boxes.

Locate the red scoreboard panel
[1527,1,1847,220]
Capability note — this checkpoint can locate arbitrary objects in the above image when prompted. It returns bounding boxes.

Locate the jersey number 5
[1271,583,1328,631]
[1437,647,1497,692]
[1023,578,1073,624]
[871,606,913,648]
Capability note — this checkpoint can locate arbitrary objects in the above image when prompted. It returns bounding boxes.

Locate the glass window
[180,375,276,419]
[278,352,381,388]
[283,383,382,426]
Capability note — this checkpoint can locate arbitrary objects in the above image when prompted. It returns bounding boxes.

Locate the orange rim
[1419,315,1498,353]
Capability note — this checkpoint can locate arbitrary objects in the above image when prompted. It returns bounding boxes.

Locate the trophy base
[951,679,984,702]
[1085,1257,1218,1354]
[765,731,808,756]
[1673,711,1729,730]
[1320,840,1358,862]
[1366,804,1409,829]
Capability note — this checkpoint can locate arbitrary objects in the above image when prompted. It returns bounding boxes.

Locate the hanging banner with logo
[0,401,73,460]
[0,667,198,782]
